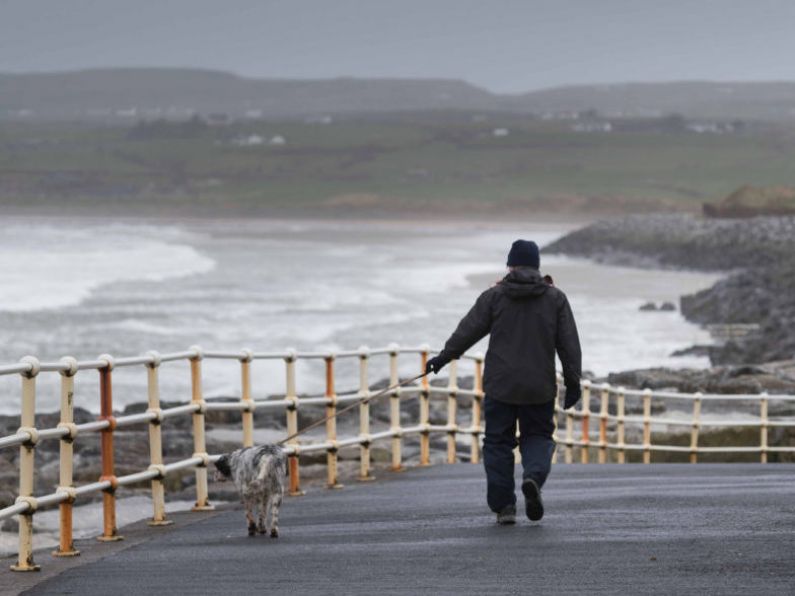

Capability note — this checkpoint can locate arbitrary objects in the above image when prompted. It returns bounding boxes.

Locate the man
[426,239,582,525]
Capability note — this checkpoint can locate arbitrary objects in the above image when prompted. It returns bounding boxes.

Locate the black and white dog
[214,444,287,537]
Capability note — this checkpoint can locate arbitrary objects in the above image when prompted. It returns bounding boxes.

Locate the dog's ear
[214,454,232,478]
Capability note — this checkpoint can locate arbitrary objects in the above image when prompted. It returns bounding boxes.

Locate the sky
[2,0,795,93]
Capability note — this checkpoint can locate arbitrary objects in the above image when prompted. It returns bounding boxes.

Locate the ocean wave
[0,224,215,312]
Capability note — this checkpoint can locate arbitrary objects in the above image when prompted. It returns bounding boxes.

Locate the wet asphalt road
[15,464,795,595]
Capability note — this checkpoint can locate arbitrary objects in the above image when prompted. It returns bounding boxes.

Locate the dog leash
[277,372,428,445]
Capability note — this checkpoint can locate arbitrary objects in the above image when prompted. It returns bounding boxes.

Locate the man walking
[425,240,582,524]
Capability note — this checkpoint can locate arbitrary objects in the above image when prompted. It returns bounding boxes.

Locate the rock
[603,364,795,396]
[1,516,18,533]
[545,214,795,271]
[670,345,711,357]
[370,446,391,463]
[546,215,795,365]
[660,302,676,311]
[639,302,657,311]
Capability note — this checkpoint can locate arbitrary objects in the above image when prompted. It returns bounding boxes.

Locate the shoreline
[0,204,607,226]
[545,214,795,365]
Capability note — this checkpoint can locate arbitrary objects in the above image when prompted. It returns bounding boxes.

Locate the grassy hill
[3,112,795,217]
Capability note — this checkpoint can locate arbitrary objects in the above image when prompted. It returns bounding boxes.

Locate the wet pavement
[8,464,795,595]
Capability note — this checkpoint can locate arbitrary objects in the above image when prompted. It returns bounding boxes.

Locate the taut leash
[277,372,428,445]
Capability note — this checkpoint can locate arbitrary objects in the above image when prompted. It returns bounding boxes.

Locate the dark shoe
[522,479,544,521]
[496,504,516,525]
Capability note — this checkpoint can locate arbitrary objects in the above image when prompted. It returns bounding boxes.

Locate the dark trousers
[482,396,556,513]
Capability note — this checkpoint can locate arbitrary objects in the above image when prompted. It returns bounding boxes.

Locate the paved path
[9,464,795,595]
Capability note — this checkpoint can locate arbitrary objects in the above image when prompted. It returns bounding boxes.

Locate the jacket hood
[499,268,549,298]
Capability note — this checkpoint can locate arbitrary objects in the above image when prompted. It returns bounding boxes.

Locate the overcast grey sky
[2,0,794,93]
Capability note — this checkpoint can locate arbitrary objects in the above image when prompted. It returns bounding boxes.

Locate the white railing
[1,345,794,572]
[560,380,795,465]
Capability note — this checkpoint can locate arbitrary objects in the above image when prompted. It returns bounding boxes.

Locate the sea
[0,216,722,414]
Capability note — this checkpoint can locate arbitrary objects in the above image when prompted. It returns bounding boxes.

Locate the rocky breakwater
[545,214,795,365]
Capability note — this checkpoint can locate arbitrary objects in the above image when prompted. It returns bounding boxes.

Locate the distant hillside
[0,69,498,120]
[507,81,795,121]
[2,68,795,121]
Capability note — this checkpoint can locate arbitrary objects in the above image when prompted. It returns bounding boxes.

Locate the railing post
[325,355,343,488]
[285,350,304,495]
[189,347,213,511]
[690,392,701,464]
[598,385,609,464]
[145,351,172,526]
[97,354,123,541]
[357,347,375,481]
[471,354,484,464]
[564,378,574,464]
[53,357,81,556]
[760,392,769,464]
[11,356,41,572]
[446,359,458,464]
[240,349,254,448]
[642,388,652,464]
[580,380,591,464]
[616,387,626,464]
[419,346,431,466]
[388,345,403,472]
[552,378,561,464]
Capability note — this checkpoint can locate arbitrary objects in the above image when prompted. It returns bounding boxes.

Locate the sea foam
[0,223,215,312]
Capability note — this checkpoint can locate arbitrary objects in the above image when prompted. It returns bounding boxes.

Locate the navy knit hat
[506,240,540,269]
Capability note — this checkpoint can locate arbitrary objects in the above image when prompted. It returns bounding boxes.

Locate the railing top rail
[0,363,32,375]
[0,345,482,377]
[0,346,791,405]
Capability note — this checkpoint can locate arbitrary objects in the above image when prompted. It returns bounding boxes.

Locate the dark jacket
[439,268,581,405]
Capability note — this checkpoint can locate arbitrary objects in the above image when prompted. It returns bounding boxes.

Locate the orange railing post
[97,355,123,542]
[598,385,609,464]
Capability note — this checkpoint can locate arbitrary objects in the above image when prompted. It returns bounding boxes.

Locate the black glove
[425,355,450,375]
[563,385,581,410]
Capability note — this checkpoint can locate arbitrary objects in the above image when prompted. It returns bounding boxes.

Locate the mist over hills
[2,68,795,122]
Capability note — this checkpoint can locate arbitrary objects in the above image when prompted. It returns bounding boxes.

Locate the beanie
[506,240,540,269]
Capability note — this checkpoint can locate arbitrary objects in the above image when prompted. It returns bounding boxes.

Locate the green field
[2,114,794,216]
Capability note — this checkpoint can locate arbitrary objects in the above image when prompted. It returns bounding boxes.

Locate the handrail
[0,345,793,573]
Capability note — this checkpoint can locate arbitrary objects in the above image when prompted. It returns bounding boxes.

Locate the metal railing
[560,380,795,465]
[0,344,485,572]
[1,345,794,572]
